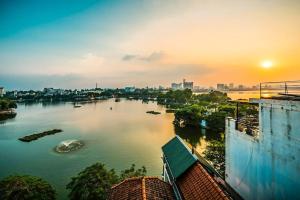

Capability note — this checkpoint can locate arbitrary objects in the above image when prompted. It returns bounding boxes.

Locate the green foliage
[0,175,56,200]
[66,163,119,200]
[218,104,236,117]
[174,104,206,126]
[205,111,227,131]
[158,89,193,105]
[0,99,17,110]
[195,91,230,103]
[203,140,225,177]
[119,164,147,181]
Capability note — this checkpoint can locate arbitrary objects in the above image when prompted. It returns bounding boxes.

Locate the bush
[0,175,56,200]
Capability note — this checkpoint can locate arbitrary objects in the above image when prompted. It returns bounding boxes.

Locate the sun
[261,60,273,69]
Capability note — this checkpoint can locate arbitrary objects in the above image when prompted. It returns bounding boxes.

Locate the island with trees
[0,98,17,121]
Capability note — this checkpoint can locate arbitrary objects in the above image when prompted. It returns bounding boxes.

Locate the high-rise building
[171,83,182,90]
[183,79,193,90]
[217,83,225,91]
[0,87,4,97]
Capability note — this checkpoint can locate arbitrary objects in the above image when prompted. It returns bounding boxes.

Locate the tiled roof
[176,162,230,200]
[162,136,198,179]
[107,176,175,200]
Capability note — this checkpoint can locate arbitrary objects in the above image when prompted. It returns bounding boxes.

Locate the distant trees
[157,89,193,106]
[66,162,147,200]
[0,175,56,200]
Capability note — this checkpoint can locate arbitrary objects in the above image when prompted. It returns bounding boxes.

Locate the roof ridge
[142,177,146,200]
[111,176,144,189]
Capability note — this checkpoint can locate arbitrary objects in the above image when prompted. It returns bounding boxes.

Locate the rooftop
[108,176,175,200]
[162,136,233,200]
[177,162,229,200]
[162,136,198,179]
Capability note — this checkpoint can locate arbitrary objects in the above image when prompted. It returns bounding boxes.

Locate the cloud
[79,53,104,66]
[122,51,164,62]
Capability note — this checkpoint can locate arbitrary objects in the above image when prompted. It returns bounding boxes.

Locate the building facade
[225,98,300,200]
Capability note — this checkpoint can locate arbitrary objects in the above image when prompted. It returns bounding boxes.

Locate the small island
[146,111,161,115]
[19,129,63,142]
[0,98,17,121]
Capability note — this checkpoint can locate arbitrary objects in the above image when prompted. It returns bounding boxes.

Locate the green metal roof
[162,136,197,179]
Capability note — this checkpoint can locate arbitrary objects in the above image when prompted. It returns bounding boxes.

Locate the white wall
[225,99,300,200]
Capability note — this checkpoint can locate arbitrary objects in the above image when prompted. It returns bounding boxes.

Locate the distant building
[0,87,5,97]
[171,83,182,90]
[217,83,226,91]
[183,79,193,90]
[238,84,244,90]
[0,87,4,97]
[226,91,300,199]
[229,83,234,89]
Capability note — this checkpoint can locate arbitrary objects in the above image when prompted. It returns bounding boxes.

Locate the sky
[0,0,300,90]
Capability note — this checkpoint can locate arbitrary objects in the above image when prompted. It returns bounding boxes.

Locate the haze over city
[1,0,300,90]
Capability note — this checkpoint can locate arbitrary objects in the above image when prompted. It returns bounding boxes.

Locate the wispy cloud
[122,51,164,62]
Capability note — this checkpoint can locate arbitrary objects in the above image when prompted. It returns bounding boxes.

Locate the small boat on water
[74,105,82,108]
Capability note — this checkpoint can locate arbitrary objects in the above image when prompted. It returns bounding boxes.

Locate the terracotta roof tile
[176,163,230,200]
[108,176,175,200]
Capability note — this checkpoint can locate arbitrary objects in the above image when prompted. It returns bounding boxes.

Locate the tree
[174,104,206,127]
[66,163,119,200]
[205,111,227,130]
[0,175,56,200]
[119,164,147,181]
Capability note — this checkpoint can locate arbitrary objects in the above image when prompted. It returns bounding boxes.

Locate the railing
[260,80,300,99]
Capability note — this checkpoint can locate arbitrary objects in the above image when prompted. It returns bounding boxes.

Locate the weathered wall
[225,99,300,200]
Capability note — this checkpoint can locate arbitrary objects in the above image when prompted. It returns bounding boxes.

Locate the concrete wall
[225,99,300,200]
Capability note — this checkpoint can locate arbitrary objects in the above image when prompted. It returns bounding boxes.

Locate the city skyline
[1,0,300,90]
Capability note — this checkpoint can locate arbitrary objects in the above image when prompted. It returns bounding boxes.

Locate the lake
[0,99,221,199]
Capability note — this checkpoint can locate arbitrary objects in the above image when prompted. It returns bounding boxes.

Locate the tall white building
[0,87,5,97]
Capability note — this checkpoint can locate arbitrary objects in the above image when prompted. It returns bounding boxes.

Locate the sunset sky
[1,0,300,89]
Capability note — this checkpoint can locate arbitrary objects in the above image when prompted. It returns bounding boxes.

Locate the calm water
[0,99,176,199]
[0,99,221,199]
